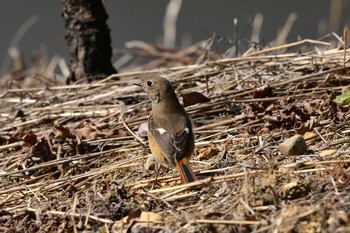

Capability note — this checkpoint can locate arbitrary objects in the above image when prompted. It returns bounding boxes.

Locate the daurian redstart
[136,77,197,183]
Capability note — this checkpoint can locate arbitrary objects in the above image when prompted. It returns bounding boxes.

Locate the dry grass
[1,36,350,232]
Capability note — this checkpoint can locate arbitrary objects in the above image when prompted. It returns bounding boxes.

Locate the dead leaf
[182,91,210,107]
[117,129,129,137]
[126,208,142,223]
[76,123,98,140]
[302,101,314,115]
[112,210,163,231]
[295,116,317,134]
[31,138,53,162]
[319,150,337,157]
[54,124,72,142]
[303,132,317,145]
[101,128,116,137]
[8,128,32,144]
[22,133,37,146]
[138,211,163,223]
[196,147,218,160]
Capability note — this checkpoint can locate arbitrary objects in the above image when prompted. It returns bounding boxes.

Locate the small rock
[279,134,307,156]
[145,155,157,170]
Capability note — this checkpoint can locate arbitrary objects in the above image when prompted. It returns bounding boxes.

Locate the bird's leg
[152,162,161,189]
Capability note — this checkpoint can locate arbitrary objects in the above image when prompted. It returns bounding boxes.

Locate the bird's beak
[134,82,142,87]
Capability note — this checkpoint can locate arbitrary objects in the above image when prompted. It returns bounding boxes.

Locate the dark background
[0,0,349,74]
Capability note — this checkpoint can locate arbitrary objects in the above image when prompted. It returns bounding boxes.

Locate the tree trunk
[62,0,117,83]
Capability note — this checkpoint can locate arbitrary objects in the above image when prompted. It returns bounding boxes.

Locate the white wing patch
[157,128,167,134]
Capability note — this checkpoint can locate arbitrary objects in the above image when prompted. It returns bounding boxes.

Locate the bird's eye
[146,80,153,87]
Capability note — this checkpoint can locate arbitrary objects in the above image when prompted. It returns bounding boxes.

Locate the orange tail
[175,157,197,183]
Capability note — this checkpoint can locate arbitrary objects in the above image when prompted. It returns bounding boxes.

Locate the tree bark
[62,0,117,83]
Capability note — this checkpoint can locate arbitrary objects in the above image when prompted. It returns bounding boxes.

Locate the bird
[136,76,197,183]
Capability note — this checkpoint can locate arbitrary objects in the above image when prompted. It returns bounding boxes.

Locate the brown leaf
[119,208,142,231]
[117,129,129,137]
[54,124,72,142]
[126,208,142,221]
[302,101,314,115]
[295,116,317,134]
[319,150,337,157]
[32,138,50,154]
[101,128,116,137]
[30,138,53,163]
[303,132,317,144]
[182,91,210,107]
[8,128,32,144]
[112,210,163,232]
[76,124,98,140]
[196,147,218,160]
[23,133,37,146]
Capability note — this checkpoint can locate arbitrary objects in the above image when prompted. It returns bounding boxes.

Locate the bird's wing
[148,115,192,167]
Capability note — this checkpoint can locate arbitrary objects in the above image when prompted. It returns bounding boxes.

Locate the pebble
[279,134,308,156]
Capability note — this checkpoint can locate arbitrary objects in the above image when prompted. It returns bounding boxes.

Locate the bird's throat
[150,93,160,103]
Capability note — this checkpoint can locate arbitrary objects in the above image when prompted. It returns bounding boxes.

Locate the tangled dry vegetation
[1,38,350,232]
